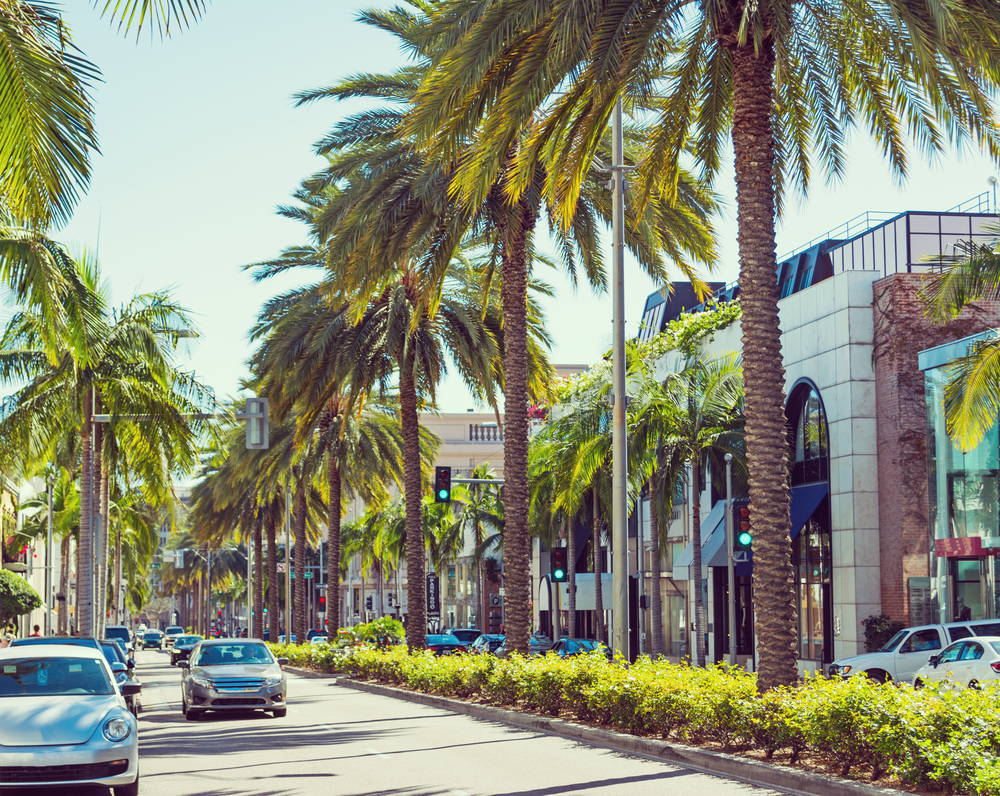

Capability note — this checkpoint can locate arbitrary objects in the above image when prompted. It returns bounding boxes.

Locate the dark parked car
[104,624,135,655]
[170,635,203,666]
[548,638,613,660]
[425,634,465,656]
[446,629,482,647]
[469,634,505,655]
[179,639,289,720]
[495,633,553,658]
[141,630,164,650]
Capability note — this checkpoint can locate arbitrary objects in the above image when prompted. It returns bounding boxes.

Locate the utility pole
[610,96,629,660]
[45,476,54,636]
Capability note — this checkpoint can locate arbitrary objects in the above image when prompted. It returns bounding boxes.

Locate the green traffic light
[738,531,752,546]
[438,489,449,500]
[553,569,564,580]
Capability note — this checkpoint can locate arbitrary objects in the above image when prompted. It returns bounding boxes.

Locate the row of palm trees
[8,0,1000,690]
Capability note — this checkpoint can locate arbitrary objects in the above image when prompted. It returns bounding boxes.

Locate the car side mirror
[929,654,940,668]
[127,659,135,669]
[277,657,289,666]
[120,682,142,696]
[111,662,127,674]
[178,660,190,669]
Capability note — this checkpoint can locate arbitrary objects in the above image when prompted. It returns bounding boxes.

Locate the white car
[0,645,140,795]
[913,635,1000,689]
[163,626,185,648]
[310,636,329,646]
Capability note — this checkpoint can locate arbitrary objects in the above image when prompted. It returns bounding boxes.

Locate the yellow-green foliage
[317,648,1000,794]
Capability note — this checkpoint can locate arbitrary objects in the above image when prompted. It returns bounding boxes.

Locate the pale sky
[55,1,1000,414]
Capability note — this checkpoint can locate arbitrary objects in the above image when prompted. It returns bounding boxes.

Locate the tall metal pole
[206,548,212,635]
[247,540,253,636]
[725,454,737,666]
[45,476,53,636]
[611,96,629,660]
[637,494,645,656]
[284,478,292,641]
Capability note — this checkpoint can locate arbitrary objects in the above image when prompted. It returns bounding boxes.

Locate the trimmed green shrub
[0,570,42,627]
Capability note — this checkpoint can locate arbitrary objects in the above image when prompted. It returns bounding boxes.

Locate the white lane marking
[451,791,471,796]
[319,724,335,731]
[365,748,390,759]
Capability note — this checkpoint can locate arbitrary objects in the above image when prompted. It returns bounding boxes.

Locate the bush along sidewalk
[285,646,1000,795]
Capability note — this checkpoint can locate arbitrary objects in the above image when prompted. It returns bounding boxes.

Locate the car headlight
[264,676,282,686]
[191,677,213,688]
[116,672,129,684]
[102,717,132,742]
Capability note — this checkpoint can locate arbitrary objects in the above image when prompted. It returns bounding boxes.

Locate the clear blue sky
[57,1,1000,413]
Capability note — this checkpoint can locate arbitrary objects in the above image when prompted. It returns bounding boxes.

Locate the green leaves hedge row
[288,646,1000,794]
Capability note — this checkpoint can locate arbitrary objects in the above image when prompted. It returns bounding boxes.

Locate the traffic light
[551,547,568,582]
[319,596,326,607]
[217,611,222,619]
[366,595,373,610]
[733,501,752,553]
[434,466,452,503]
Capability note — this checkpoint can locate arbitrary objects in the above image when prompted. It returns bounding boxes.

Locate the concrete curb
[334,677,909,796]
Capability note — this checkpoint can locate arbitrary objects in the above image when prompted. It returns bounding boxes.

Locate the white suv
[829,619,1000,683]
[163,626,185,648]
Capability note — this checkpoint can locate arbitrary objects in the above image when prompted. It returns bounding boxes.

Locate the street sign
[490,594,503,608]
[426,573,441,617]
[277,563,286,574]
[305,572,313,579]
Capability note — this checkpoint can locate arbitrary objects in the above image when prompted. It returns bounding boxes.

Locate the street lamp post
[725,454,737,666]
[45,476,54,636]
[610,96,630,660]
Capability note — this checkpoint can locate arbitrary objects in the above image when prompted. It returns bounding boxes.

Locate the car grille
[212,678,266,692]
[212,697,266,706]
[0,760,129,783]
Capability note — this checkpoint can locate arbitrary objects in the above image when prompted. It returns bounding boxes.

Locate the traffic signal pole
[725,454,737,667]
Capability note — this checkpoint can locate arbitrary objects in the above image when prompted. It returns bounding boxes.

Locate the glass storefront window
[794,516,831,660]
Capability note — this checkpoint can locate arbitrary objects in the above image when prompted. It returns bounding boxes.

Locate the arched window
[789,383,829,485]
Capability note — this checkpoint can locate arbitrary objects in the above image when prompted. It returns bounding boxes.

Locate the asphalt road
[6,649,786,796]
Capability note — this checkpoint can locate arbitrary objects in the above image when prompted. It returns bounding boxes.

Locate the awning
[789,482,829,540]
[672,483,828,579]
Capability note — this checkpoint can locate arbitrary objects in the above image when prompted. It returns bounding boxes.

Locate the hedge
[275,645,1000,795]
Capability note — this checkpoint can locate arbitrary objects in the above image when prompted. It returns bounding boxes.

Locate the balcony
[470,423,503,442]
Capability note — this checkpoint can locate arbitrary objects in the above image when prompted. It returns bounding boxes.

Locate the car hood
[193,663,281,679]
[0,695,118,747]
[831,651,889,670]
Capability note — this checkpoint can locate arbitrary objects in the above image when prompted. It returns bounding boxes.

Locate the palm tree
[650,354,746,666]
[414,0,1000,689]
[295,2,716,654]
[0,258,207,635]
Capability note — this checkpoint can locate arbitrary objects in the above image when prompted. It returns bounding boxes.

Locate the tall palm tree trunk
[267,515,279,642]
[93,417,104,637]
[400,356,426,649]
[567,515,576,638]
[650,472,664,657]
[327,458,342,635]
[294,481,307,644]
[78,388,94,636]
[592,489,604,643]
[691,456,705,667]
[500,199,535,655]
[59,535,70,634]
[100,458,110,635]
[253,519,264,639]
[731,38,798,690]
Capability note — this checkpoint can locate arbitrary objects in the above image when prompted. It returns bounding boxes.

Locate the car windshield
[427,635,460,644]
[166,627,183,634]
[105,628,130,642]
[99,644,122,666]
[195,643,273,666]
[0,657,114,697]
[177,636,202,645]
[567,640,600,653]
[452,631,480,642]
[880,630,908,652]
[146,631,162,638]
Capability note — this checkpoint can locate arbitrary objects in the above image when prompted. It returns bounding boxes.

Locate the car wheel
[913,678,925,689]
[271,708,287,718]
[969,679,981,690]
[186,709,201,721]
[865,670,891,684]
[113,771,139,796]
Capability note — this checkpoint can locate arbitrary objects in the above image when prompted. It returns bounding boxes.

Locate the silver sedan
[180,639,289,720]
[0,645,140,795]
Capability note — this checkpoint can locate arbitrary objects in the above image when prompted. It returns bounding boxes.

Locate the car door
[894,628,944,681]
[926,641,964,684]
[956,640,987,687]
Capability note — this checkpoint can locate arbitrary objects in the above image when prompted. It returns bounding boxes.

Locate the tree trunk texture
[730,36,798,691]
[267,515,279,642]
[691,456,705,667]
[253,519,264,640]
[500,197,535,655]
[592,490,605,644]
[78,388,93,636]
[93,415,104,637]
[400,356,426,649]
[650,471,664,657]
[100,453,110,635]
[59,535,70,634]
[327,459,342,635]
[294,482,307,644]
[113,528,122,625]
[567,516,576,638]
